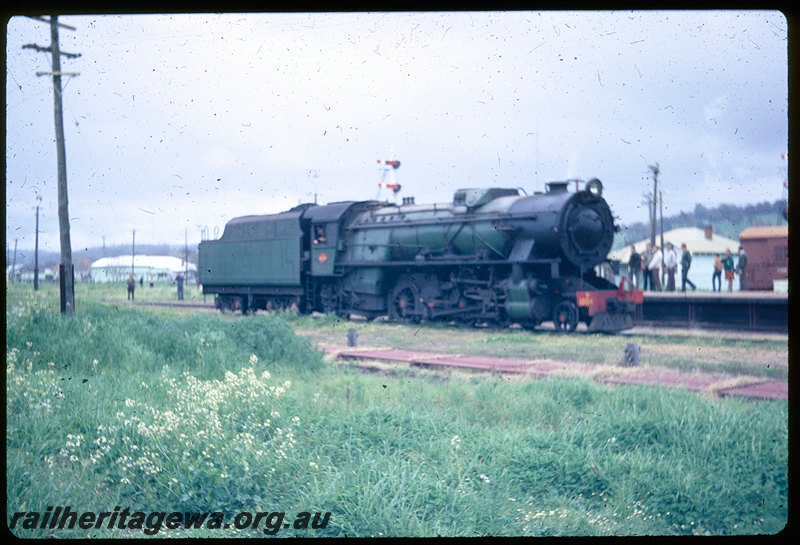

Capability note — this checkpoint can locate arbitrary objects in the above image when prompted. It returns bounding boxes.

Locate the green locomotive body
[198,180,641,332]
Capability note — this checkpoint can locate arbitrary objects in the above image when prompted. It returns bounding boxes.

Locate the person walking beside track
[723,248,735,292]
[648,244,663,291]
[176,273,185,301]
[127,274,136,301]
[680,243,696,292]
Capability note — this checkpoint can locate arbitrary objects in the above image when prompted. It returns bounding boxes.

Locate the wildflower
[249,354,258,365]
[451,435,461,450]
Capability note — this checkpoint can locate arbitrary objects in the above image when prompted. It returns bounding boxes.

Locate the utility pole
[12,239,18,283]
[308,169,319,204]
[23,15,81,315]
[648,163,660,248]
[184,229,188,283]
[34,196,42,290]
[131,229,136,276]
[659,189,665,286]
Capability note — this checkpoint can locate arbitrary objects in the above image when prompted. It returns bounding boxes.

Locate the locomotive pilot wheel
[552,300,579,333]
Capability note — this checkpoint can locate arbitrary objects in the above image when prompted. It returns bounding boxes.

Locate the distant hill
[613,200,787,250]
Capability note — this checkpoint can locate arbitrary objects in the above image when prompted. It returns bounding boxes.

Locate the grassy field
[6,283,788,537]
[287,312,788,381]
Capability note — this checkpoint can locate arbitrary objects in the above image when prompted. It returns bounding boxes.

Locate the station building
[738,225,788,291]
[90,255,197,284]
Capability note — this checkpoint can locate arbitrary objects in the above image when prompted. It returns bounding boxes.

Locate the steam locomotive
[198,179,642,332]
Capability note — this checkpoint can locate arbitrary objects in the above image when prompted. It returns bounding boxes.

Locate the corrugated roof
[608,227,739,264]
[739,225,788,240]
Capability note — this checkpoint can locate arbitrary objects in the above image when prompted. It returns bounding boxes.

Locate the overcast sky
[5,10,788,254]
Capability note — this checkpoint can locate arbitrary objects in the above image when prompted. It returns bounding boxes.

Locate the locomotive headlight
[586,178,603,198]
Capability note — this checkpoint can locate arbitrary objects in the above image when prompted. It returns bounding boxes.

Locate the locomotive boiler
[198,179,642,332]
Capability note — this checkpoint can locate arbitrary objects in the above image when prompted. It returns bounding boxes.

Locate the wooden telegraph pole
[131,230,136,276]
[34,196,42,290]
[12,239,18,283]
[22,15,81,315]
[648,163,659,248]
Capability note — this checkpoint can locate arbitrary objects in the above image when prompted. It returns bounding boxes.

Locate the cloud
[703,95,729,124]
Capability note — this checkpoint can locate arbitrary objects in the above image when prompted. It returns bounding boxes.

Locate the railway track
[118,299,787,401]
[121,296,788,336]
[321,344,787,402]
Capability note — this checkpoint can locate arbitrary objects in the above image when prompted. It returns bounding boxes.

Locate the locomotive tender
[198,179,642,332]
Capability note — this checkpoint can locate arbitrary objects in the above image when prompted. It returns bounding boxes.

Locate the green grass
[287,312,787,380]
[6,284,788,537]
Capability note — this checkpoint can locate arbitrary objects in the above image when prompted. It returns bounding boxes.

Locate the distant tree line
[11,200,787,267]
[613,199,786,250]
[9,243,198,272]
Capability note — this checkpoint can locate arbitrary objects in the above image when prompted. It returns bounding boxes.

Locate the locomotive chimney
[704,225,713,240]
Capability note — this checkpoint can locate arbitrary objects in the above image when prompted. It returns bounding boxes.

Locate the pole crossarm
[24,15,77,31]
[22,43,81,58]
[36,71,81,77]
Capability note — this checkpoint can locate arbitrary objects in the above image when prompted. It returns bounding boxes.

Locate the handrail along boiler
[198,179,642,332]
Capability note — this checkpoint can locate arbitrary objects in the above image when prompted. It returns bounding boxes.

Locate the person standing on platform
[176,273,185,301]
[680,243,696,291]
[664,243,678,291]
[641,243,653,291]
[712,253,723,292]
[628,245,642,290]
[723,249,735,292]
[737,246,748,291]
[648,244,663,291]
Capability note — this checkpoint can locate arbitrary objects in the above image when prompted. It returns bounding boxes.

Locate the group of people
[712,247,748,292]
[627,243,748,293]
[126,273,186,301]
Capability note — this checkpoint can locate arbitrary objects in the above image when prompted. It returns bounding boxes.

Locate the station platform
[640,290,788,331]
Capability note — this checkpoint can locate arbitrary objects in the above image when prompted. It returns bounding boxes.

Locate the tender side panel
[199,212,304,288]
